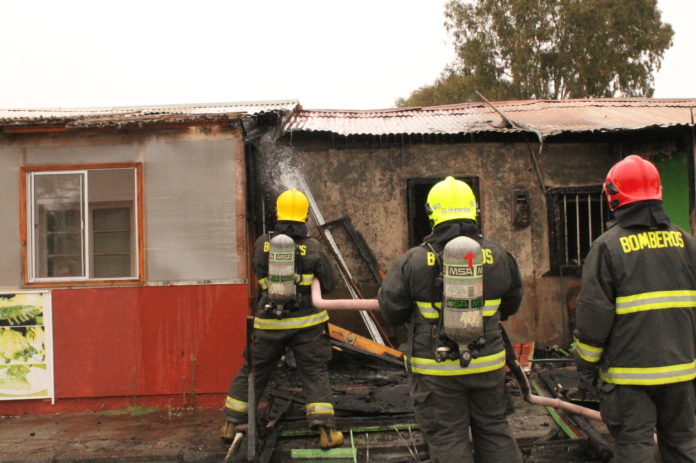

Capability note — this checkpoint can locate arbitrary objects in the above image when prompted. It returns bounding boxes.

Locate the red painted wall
[0,284,249,415]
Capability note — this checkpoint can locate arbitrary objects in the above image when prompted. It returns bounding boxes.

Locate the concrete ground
[0,396,608,463]
[0,349,609,462]
[0,407,226,463]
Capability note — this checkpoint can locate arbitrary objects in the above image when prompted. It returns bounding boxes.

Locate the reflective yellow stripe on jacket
[297,273,314,286]
[482,299,501,316]
[601,360,696,386]
[573,336,603,364]
[406,349,506,376]
[253,310,329,330]
[416,299,501,319]
[225,396,249,413]
[616,290,696,315]
[416,301,440,319]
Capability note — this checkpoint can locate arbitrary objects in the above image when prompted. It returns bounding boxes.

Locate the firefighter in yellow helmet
[574,155,696,462]
[379,177,523,462]
[221,189,344,450]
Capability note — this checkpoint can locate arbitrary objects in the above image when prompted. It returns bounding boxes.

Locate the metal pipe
[527,135,547,192]
[563,195,569,263]
[311,279,379,311]
[575,194,581,263]
[587,193,592,251]
[475,91,547,192]
[691,108,696,235]
[246,316,256,461]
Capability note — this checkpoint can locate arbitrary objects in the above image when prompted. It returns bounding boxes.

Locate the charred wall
[253,128,692,346]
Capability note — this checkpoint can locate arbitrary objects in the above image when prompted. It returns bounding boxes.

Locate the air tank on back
[441,235,485,367]
[267,234,296,307]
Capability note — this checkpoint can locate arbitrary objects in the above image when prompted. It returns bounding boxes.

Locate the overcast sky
[1,0,693,110]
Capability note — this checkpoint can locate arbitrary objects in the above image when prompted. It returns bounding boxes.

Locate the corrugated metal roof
[0,100,300,129]
[285,98,696,137]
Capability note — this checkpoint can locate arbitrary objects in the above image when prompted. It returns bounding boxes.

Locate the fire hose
[310,278,600,422]
[501,324,602,421]
[310,279,379,311]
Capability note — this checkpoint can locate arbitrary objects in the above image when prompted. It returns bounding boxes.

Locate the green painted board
[293,460,355,463]
[281,423,419,437]
[654,150,691,231]
[291,447,356,459]
[293,461,355,463]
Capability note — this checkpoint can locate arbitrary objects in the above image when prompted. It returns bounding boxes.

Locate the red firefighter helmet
[603,155,662,211]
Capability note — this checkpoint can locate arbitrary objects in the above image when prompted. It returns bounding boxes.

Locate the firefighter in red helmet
[574,155,696,462]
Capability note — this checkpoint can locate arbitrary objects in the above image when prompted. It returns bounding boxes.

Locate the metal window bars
[558,189,608,267]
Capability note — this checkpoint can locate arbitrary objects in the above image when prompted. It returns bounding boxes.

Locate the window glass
[92,207,133,278]
[32,173,84,278]
[28,167,138,282]
[88,169,135,279]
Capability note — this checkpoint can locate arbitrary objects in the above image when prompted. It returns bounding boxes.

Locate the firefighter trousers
[599,381,696,463]
[410,368,521,463]
[224,323,335,428]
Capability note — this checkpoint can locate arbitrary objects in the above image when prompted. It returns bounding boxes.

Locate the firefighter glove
[573,364,599,401]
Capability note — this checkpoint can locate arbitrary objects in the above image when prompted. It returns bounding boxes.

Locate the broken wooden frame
[320,216,385,284]
[295,173,388,345]
[328,323,403,366]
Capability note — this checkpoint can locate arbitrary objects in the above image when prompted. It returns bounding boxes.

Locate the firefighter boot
[220,421,237,443]
[318,426,344,449]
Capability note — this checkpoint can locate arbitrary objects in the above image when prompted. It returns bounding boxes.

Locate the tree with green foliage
[397,0,673,107]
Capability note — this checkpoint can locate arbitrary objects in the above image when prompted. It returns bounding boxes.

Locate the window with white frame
[26,166,140,282]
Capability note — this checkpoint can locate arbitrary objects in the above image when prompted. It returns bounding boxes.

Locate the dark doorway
[407,177,481,247]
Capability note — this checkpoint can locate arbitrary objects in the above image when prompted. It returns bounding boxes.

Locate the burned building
[0,96,693,424]
[252,98,696,346]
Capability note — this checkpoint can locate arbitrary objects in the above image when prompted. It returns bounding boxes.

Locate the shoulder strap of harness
[406,316,415,374]
[425,242,444,308]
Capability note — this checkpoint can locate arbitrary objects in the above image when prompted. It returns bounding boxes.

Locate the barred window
[547,186,612,275]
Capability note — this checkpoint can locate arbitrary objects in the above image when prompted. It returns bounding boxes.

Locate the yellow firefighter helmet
[426,176,477,227]
[276,189,309,222]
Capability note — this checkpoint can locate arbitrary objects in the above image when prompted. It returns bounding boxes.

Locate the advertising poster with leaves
[0,291,53,401]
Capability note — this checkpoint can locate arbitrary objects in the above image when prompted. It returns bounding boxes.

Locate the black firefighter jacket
[253,221,337,331]
[575,201,696,386]
[379,221,523,376]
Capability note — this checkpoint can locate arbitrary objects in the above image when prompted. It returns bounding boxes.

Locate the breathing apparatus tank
[437,235,485,367]
[266,233,296,318]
